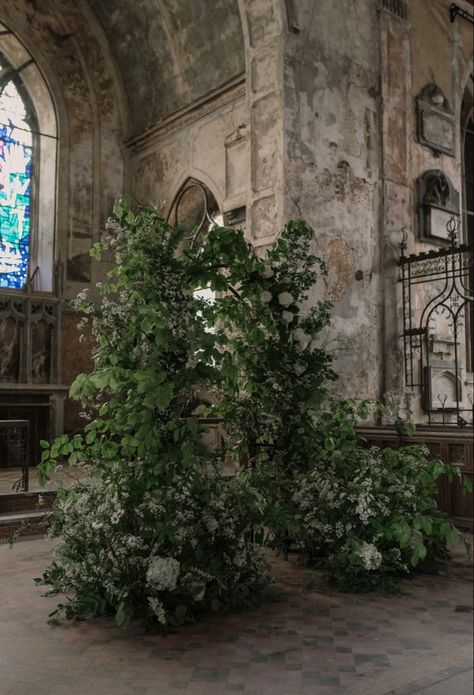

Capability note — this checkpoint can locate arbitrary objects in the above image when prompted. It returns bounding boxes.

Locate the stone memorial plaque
[429,207,457,242]
[416,84,455,157]
[421,111,455,154]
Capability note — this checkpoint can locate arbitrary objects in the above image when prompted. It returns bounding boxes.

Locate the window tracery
[0,55,34,289]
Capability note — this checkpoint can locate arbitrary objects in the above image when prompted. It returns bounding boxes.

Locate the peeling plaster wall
[1,0,471,431]
[131,94,248,219]
[282,0,383,401]
[379,0,473,420]
[409,0,473,234]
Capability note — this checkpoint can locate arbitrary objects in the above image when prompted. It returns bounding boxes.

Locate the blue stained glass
[0,77,32,289]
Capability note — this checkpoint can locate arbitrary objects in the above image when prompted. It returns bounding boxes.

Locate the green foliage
[37,196,471,623]
[289,410,470,592]
[38,200,268,627]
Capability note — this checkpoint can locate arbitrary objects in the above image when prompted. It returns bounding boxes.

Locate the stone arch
[167,177,222,247]
[167,170,223,220]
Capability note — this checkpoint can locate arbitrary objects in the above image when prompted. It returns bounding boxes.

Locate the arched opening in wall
[167,178,223,305]
[461,76,473,372]
[0,25,60,467]
[0,23,58,294]
[167,178,223,248]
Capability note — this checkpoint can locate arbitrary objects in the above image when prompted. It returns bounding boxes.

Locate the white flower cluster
[293,327,310,350]
[355,485,375,525]
[357,542,382,571]
[146,556,181,592]
[278,291,293,307]
[148,597,167,624]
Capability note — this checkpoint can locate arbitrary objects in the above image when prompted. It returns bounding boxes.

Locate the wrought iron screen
[399,220,474,425]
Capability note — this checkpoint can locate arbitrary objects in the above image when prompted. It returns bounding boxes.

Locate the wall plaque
[416,84,455,157]
[418,170,460,243]
[423,365,462,413]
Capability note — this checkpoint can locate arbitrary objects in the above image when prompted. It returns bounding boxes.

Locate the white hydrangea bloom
[293,327,310,349]
[146,556,180,591]
[261,267,274,279]
[260,290,272,303]
[282,310,294,323]
[294,362,306,376]
[278,291,293,307]
[358,542,382,570]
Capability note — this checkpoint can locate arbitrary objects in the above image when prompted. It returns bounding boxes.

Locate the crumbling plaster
[132,95,248,218]
[379,0,473,421]
[1,0,471,423]
[280,0,383,401]
[127,0,472,411]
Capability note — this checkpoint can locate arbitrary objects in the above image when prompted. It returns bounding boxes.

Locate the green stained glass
[0,77,32,289]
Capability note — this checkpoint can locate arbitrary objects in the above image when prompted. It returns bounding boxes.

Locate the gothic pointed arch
[0,22,57,292]
[167,177,222,248]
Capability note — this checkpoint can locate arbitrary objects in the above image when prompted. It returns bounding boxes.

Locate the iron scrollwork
[399,218,474,425]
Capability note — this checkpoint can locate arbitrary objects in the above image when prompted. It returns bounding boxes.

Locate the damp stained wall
[281,0,383,401]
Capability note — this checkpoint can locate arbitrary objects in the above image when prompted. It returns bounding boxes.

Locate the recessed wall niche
[423,365,462,413]
[418,170,460,244]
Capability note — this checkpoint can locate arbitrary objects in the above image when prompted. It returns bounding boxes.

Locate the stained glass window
[0,62,32,289]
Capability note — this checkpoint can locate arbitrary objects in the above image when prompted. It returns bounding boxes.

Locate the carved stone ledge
[126,76,246,154]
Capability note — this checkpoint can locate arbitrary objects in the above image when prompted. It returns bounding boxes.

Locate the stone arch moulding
[166,170,223,223]
[0,20,61,293]
[166,176,223,248]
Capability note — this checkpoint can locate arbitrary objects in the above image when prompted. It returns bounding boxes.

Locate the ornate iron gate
[399,220,474,425]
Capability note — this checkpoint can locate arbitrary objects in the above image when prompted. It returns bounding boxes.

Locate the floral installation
[37,199,471,627]
[38,199,269,627]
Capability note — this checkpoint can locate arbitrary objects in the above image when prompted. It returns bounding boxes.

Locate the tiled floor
[0,537,472,695]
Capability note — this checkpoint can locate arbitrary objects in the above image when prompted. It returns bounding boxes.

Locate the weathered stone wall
[281,0,383,401]
[130,84,248,219]
[90,0,245,138]
[380,0,473,421]
[127,0,473,416]
[1,0,471,430]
